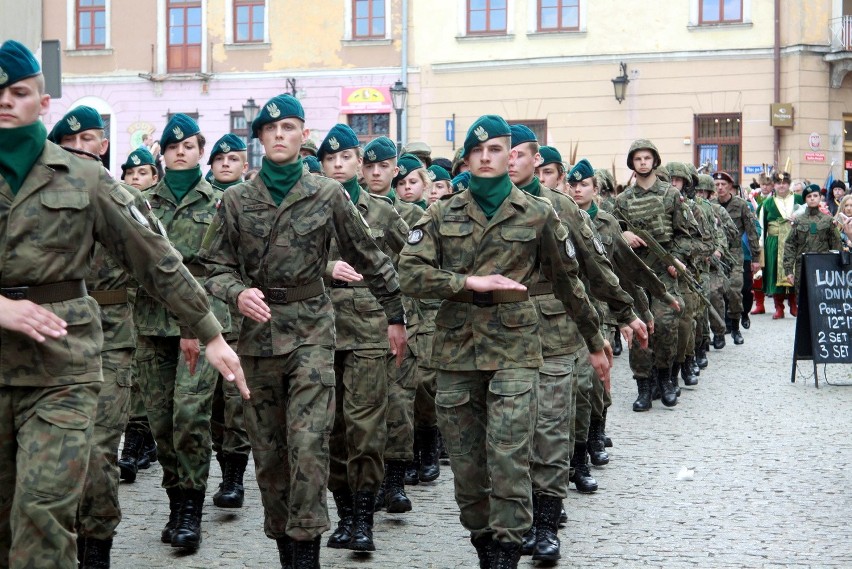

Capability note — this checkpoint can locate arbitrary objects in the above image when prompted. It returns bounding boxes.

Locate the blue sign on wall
[445,119,454,142]
[743,165,763,174]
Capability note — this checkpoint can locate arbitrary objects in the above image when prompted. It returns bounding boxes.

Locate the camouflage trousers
[436,367,537,545]
[241,347,335,541]
[676,283,699,362]
[648,276,684,369]
[725,255,745,319]
[413,332,438,429]
[135,335,216,492]
[384,343,418,460]
[704,270,728,336]
[77,348,133,540]
[590,328,614,422]
[0,381,100,569]
[530,353,577,499]
[573,347,595,446]
[126,383,149,431]
[328,348,389,494]
[211,341,250,457]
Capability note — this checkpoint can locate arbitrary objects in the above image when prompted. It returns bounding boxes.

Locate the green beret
[205,169,215,183]
[160,113,200,148]
[0,40,40,89]
[363,136,398,164]
[567,159,595,183]
[510,124,537,148]
[393,153,424,186]
[538,146,563,167]
[207,133,247,165]
[427,165,451,183]
[251,94,305,139]
[451,171,471,193]
[121,147,156,172]
[301,139,318,156]
[304,155,321,173]
[318,123,360,160]
[461,114,511,158]
[802,183,821,197]
[48,105,104,143]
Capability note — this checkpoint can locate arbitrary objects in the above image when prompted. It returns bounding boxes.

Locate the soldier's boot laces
[658,366,678,408]
[213,453,248,508]
[670,363,682,397]
[730,319,744,345]
[137,425,158,469]
[348,491,376,552]
[417,425,441,482]
[632,377,652,412]
[383,460,413,513]
[118,428,142,483]
[326,490,354,549]
[276,536,293,569]
[161,487,184,543]
[532,496,562,562]
[569,443,598,493]
[520,494,537,556]
[79,537,112,569]
[171,488,204,551]
[682,355,699,386]
[491,541,521,569]
[291,537,321,569]
[471,535,494,569]
[587,419,610,466]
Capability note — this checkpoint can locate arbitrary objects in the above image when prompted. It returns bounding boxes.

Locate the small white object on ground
[677,466,694,481]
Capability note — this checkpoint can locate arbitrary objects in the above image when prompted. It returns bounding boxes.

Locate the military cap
[47,106,104,143]
[393,153,425,186]
[509,124,537,148]
[802,183,821,197]
[402,141,432,161]
[160,113,201,148]
[773,171,792,183]
[539,146,563,167]
[301,139,318,156]
[363,136,398,164]
[451,171,471,193]
[461,114,511,158]
[318,123,360,160]
[427,164,451,182]
[0,40,40,89]
[304,155,321,173]
[251,94,305,138]
[712,171,734,184]
[567,159,595,183]
[626,138,662,170]
[121,146,156,173]
[207,133,247,165]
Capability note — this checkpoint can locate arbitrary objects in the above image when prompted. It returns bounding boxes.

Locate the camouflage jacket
[199,172,404,357]
[716,195,761,257]
[783,209,843,276]
[399,185,604,372]
[0,142,221,387]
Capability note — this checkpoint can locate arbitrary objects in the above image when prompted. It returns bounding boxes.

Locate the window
[507,119,547,145]
[77,0,106,48]
[694,113,741,183]
[467,0,507,35]
[167,0,202,73]
[353,0,385,39]
[234,0,264,43]
[537,0,578,32]
[167,111,199,121]
[348,113,390,144]
[699,0,742,24]
[230,112,263,170]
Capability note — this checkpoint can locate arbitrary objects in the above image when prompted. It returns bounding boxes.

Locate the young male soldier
[534,145,566,194]
[0,39,246,569]
[208,133,248,190]
[200,95,404,568]
[121,146,159,190]
[399,115,616,569]
[784,184,843,292]
[318,124,409,552]
[507,126,646,561]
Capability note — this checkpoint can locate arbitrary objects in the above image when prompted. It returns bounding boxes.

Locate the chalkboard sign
[791,252,852,386]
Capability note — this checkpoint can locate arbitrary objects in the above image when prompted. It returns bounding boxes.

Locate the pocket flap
[192,210,214,224]
[435,304,468,329]
[488,379,532,397]
[537,298,566,317]
[499,305,538,327]
[500,225,536,242]
[435,389,470,409]
[35,406,91,430]
[439,224,474,238]
[353,295,382,313]
[41,190,89,210]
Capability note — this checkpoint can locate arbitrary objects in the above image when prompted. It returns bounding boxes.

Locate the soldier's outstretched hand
[331,260,363,282]
[620,317,649,350]
[464,274,527,292]
[0,297,68,342]
[387,324,407,367]
[588,348,612,389]
[238,288,272,323]
[180,338,200,375]
[206,334,250,400]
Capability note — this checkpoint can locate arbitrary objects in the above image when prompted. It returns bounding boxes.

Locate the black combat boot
[587,419,609,466]
[404,460,419,486]
[558,507,568,526]
[291,537,321,569]
[712,333,726,350]
[532,495,561,562]
[695,340,709,368]
[383,460,412,513]
[568,443,598,493]
[471,534,494,569]
[79,537,112,569]
[632,377,652,412]
[326,490,353,549]
[650,367,661,400]
[691,355,700,377]
[276,536,293,569]
[171,488,204,551]
[137,425,158,470]
[491,541,521,569]
[77,535,86,565]
[520,494,537,556]
[416,426,440,482]
[374,478,386,513]
[682,355,698,386]
[213,453,248,508]
[602,408,613,447]
[348,491,376,552]
[117,427,142,483]
[611,332,623,356]
[671,363,682,397]
[658,366,678,408]
[437,430,450,464]
[161,487,183,543]
[730,319,744,345]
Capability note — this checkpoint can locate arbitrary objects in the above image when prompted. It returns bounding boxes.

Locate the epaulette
[369,193,394,205]
[439,191,458,201]
[59,145,102,162]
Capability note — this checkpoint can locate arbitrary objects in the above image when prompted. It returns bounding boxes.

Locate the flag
[823,160,836,191]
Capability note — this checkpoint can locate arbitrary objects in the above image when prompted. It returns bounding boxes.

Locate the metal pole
[395,108,403,153]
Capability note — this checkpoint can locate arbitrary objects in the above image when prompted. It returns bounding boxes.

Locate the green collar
[587,201,599,220]
[342,176,361,205]
[520,176,541,197]
[259,157,303,206]
[213,178,243,190]
[468,173,513,220]
[0,121,47,195]
[164,166,202,203]
[412,198,427,210]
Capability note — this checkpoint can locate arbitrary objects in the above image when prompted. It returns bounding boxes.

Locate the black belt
[259,280,325,304]
[528,283,553,297]
[0,280,88,304]
[185,263,207,277]
[90,289,129,305]
[450,289,530,307]
[329,279,368,288]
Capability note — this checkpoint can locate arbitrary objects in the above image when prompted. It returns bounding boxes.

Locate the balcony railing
[830,16,852,52]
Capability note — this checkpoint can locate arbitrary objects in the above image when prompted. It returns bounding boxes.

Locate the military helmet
[595,168,615,194]
[686,163,700,189]
[696,174,715,193]
[626,138,662,170]
[665,162,698,188]
[655,164,671,183]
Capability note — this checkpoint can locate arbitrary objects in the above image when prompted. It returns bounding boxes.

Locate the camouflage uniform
[783,207,842,295]
[715,193,760,322]
[0,142,222,569]
[200,172,404,543]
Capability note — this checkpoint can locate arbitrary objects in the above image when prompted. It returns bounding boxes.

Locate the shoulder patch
[129,204,150,228]
[592,235,606,255]
[564,236,576,259]
[408,228,424,244]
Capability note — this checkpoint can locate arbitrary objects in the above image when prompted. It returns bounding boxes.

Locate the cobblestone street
[113,314,852,568]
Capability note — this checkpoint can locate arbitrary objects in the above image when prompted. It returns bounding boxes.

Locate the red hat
[712,171,734,184]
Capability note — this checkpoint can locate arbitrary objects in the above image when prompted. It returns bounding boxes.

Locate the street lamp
[389,80,408,152]
[611,62,629,104]
[242,97,260,124]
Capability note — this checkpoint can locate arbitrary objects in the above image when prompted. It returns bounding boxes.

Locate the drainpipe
[401,0,409,147]
[774,0,781,168]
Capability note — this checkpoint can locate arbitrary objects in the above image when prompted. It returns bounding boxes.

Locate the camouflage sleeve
[782,221,801,276]
[384,208,410,264]
[398,207,468,299]
[830,223,843,251]
[540,210,605,353]
[716,206,739,248]
[198,192,248,307]
[671,191,698,260]
[609,234,670,303]
[92,172,221,343]
[743,203,761,255]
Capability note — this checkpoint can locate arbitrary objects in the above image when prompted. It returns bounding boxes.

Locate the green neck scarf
[213,178,243,191]
[413,199,427,210]
[386,189,397,202]
[342,176,361,206]
[164,166,202,203]
[469,173,513,220]
[587,201,599,220]
[0,121,47,195]
[520,176,541,197]
[260,157,303,207]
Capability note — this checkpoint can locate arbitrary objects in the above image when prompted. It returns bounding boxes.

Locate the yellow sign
[770,103,793,128]
[346,87,386,104]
